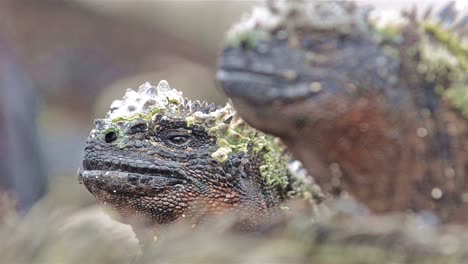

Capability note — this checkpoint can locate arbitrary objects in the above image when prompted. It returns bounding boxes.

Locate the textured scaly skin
[217,0,468,223]
[79,81,317,229]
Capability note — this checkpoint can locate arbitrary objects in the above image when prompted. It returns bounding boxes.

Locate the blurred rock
[0,38,46,212]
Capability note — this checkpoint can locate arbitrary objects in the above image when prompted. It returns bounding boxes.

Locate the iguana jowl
[217,0,468,223]
[79,80,317,228]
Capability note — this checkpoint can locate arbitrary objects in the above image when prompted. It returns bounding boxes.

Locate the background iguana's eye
[166,134,191,147]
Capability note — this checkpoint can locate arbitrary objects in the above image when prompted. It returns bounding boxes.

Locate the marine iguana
[78,80,319,229]
[217,0,468,223]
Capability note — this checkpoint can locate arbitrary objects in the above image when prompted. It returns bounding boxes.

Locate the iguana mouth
[82,159,187,179]
[217,69,322,105]
[79,159,187,195]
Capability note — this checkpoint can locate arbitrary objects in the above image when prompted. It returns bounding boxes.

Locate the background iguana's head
[217,0,468,221]
[79,80,314,227]
[218,0,467,143]
[217,0,404,137]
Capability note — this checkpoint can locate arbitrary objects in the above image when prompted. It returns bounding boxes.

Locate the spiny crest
[370,1,467,47]
[366,1,467,73]
[403,1,467,39]
[226,0,372,47]
[419,2,467,69]
[105,80,228,122]
[107,80,184,120]
[394,1,467,49]
[399,2,468,117]
[350,1,468,118]
[187,101,221,115]
[101,81,256,148]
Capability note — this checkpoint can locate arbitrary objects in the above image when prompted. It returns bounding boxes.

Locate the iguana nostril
[104,131,117,143]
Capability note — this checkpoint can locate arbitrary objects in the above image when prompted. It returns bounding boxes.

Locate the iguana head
[79,80,316,227]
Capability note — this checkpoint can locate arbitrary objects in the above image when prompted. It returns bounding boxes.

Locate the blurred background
[0,0,462,212]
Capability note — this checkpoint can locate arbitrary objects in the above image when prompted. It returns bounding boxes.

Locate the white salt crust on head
[227,0,467,44]
[106,80,184,120]
[227,0,371,41]
[105,80,237,128]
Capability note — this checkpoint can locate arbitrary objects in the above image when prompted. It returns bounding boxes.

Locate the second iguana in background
[217,0,468,223]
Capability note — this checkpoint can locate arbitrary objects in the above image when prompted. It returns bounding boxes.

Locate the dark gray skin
[79,103,288,230]
[217,1,468,223]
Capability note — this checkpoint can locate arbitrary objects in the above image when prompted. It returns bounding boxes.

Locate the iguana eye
[166,134,191,147]
[104,131,117,143]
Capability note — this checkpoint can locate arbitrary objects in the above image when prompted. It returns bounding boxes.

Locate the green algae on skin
[445,85,468,118]
[372,21,404,46]
[211,147,232,163]
[375,25,402,42]
[417,23,468,118]
[204,111,294,194]
[422,23,468,71]
[202,113,293,193]
[111,109,161,123]
[225,30,262,50]
[258,137,290,192]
